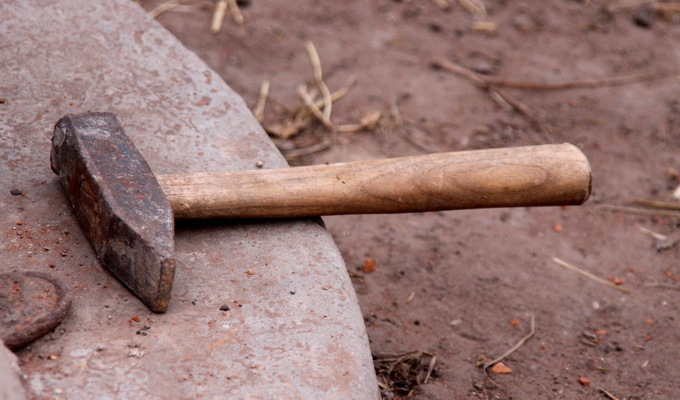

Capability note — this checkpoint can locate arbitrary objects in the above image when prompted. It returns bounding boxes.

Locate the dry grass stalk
[483,314,535,370]
[654,2,680,13]
[607,0,654,11]
[635,224,668,241]
[430,0,451,10]
[643,282,680,291]
[298,85,334,128]
[472,21,498,33]
[598,387,622,400]
[338,111,383,133]
[252,80,270,122]
[459,0,487,16]
[305,41,333,122]
[265,85,352,139]
[227,0,244,24]
[374,351,438,397]
[148,0,193,18]
[433,59,553,132]
[632,198,680,210]
[597,204,680,218]
[280,140,333,158]
[551,257,632,294]
[433,59,677,91]
[210,0,228,33]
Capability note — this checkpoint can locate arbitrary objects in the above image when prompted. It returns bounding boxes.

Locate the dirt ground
[137,1,680,398]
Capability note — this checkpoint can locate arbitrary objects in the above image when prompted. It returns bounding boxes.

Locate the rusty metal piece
[51,113,175,313]
[0,272,72,350]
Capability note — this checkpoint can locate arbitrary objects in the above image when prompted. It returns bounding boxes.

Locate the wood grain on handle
[157,143,591,219]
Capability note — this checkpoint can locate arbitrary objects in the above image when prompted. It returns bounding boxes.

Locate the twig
[226,0,244,24]
[148,0,192,18]
[484,71,676,90]
[253,80,270,122]
[551,257,632,294]
[483,314,536,370]
[632,198,680,210]
[643,282,680,291]
[210,0,228,33]
[597,204,680,218]
[305,41,333,122]
[598,386,622,400]
[488,87,554,133]
[433,58,677,91]
[432,59,553,133]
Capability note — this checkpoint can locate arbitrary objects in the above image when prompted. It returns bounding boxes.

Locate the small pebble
[10,189,22,196]
[633,6,654,29]
[255,160,264,168]
[220,304,231,311]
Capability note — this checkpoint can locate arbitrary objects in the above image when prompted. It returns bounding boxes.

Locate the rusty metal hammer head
[51,113,175,313]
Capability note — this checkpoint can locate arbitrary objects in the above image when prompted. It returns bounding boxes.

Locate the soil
[137,1,680,398]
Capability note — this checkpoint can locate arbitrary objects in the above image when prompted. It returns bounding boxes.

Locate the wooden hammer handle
[157,143,591,219]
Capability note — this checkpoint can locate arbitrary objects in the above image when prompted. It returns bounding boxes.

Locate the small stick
[297,85,333,128]
[432,59,553,132]
[305,41,333,121]
[211,0,228,34]
[488,87,554,133]
[148,0,192,18]
[433,59,677,91]
[551,258,632,294]
[632,198,680,210]
[253,80,270,122]
[643,283,680,291]
[597,204,680,218]
[597,387,621,400]
[483,314,535,370]
[484,71,675,91]
[226,0,244,24]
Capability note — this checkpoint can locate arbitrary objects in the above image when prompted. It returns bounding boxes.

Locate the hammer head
[51,112,175,313]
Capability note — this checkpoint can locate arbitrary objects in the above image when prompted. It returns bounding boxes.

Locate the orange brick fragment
[578,376,590,386]
[490,362,512,374]
[362,258,376,273]
[509,319,520,327]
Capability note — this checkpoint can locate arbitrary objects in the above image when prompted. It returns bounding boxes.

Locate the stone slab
[0,1,378,398]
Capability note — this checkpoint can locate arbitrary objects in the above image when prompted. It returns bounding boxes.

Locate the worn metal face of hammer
[51,112,592,312]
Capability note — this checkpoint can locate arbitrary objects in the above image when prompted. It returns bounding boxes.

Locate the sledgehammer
[51,112,591,312]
